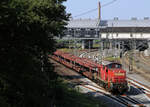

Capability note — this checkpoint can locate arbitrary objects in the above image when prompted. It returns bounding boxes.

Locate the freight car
[51,50,129,93]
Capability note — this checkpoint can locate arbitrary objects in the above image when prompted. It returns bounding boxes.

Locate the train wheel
[105,85,108,91]
[119,90,124,95]
[105,84,111,92]
[110,82,113,91]
[127,83,131,92]
[118,87,124,95]
[99,82,103,87]
[103,83,106,89]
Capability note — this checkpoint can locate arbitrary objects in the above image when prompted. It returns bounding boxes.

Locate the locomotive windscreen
[106,63,122,69]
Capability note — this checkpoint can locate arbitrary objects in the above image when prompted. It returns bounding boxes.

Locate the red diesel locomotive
[51,50,128,93]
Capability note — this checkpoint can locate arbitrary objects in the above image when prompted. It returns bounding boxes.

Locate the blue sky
[64,0,150,20]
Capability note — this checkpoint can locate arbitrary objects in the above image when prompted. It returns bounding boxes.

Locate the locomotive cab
[104,62,128,93]
[106,63,126,82]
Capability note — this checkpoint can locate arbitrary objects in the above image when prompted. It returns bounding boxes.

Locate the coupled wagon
[51,50,128,93]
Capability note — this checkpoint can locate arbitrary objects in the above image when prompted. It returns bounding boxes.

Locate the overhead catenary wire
[102,0,117,7]
[74,8,98,18]
[73,0,117,18]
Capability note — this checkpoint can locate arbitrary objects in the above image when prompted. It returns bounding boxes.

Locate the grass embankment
[58,48,73,53]
[55,78,106,107]
[58,48,84,53]
[104,56,120,62]
[93,44,100,48]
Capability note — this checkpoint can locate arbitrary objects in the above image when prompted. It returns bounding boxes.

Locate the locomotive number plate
[114,73,124,76]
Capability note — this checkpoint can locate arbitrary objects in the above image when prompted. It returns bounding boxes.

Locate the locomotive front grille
[114,78,126,83]
[112,82,128,90]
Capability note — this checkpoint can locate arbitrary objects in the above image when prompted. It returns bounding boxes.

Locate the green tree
[0,0,69,106]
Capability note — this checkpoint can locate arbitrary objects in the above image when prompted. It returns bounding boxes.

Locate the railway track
[50,58,148,107]
[124,51,150,72]
[116,95,144,107]
[139,51,150,66]
[80,78,149,106]
[79,49,99,58]
[79,84,145,107]
[123,52,150,82]
[128,78,150,101]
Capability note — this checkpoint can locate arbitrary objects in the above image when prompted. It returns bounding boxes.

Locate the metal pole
[97,20,102,64]
[89,40,91,53]
[69,39,70,49]
[129,32,134,73]
[121,41,124,69]
[73,29,76,56]
[111,23,114,57]
[100,40,103,64]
